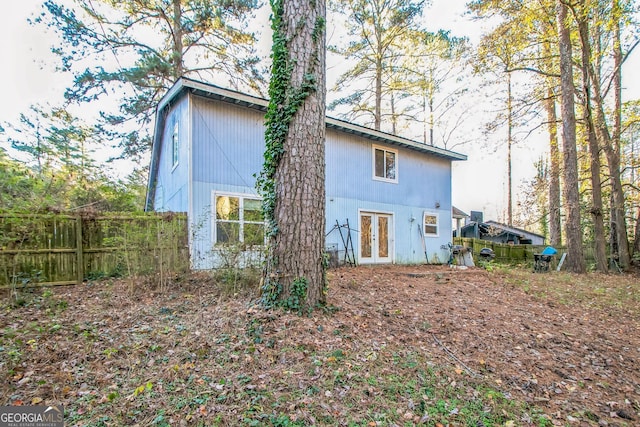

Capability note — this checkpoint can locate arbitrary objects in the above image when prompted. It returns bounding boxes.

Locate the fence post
[76,215,84,285]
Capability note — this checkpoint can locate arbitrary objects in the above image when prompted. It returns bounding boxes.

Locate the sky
[2,1,639,225]
[3,3,64,117]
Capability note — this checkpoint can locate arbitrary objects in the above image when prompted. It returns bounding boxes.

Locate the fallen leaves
[0,265,638,425]
[132,381,153,398]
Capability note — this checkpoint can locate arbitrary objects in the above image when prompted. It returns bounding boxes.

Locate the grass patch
[500,268,640,316]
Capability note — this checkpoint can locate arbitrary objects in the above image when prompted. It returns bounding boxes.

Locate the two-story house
[145,77,467,268]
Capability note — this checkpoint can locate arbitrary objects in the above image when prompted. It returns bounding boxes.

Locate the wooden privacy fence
[0,212,189,287]
[453,237,597,268]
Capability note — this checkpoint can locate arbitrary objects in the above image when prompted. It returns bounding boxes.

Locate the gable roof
[452,206,469,218]
[146,77,468,210]
[460,220,545,243]
[485,220,545,240]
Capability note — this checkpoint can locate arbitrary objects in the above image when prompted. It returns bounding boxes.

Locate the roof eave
[325,118,467,161]
[485,220,545,239]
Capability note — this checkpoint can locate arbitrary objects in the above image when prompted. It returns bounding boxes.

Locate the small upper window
[373,145,397,183]
[171,121,179,168]
[424,212,439,237]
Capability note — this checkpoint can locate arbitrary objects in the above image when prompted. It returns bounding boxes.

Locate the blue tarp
[541,246,557,255]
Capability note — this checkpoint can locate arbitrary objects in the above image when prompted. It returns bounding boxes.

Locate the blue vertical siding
[325,129,452,207]
[325,198,452,265]
[324,128,453,264]
[155,92,457,268]
[154,96,190,213]
[188,97,263,268]
[191,97,265,187]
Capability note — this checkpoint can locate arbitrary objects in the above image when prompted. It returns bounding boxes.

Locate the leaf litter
[0,265,638,426]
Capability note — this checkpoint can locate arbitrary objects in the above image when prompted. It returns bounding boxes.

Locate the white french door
[359,212,393,264]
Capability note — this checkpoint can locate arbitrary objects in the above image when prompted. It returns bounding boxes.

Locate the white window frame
[372,144,398,183]
[358,209,395,264]
[171,121,179,170]
[212,192,265,247]
[423,211,439,237]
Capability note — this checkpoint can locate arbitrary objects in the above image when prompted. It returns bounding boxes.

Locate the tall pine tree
[35,0,264,160]
[257,0,327,312]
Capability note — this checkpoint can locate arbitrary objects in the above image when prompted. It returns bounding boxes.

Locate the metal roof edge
[325,117,467,161]
[452,206,469,218]
[180,77,270,110]
[485,220,545,239]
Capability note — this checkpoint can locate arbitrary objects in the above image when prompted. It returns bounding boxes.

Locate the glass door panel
[377,216,389,259]
[359,212,392,264]
[360,214,373,261]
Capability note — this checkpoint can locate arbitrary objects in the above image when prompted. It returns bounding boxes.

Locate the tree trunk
[391,92,397,135]
[585,0,630,269]
[172,0,184,78]
[633,207,640,260]
[429,82,434,146]
[590,75,629,269]
[543,41,562,247]
[577,16,608,272]
[507,71,513,227]
[632,134,638,257]
[545,86,562,246]
[556,0,586,273]
[375,53,382,131]
[612,0,623,162]
[36,122,44,174]
[584,105,608,273]
[610,194,619,268]
[422,92,427,144]
[261,0,326,310]
[611,0,630,268]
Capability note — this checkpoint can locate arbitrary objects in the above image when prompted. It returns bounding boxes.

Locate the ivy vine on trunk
[257,0,327,313]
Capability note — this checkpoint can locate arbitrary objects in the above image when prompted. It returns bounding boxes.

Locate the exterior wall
[325,129,452,264]
[527,235,545,246]
[189,96,265,268]
[173,93,455,268]
[153,95,190,213]
[325,198,451,265]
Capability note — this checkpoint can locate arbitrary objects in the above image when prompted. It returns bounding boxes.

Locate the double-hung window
[373,145,398,183]
[423,212,439,237]
[214,194,265,246]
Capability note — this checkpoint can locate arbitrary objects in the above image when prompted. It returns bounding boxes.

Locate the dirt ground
[1,265,639,426]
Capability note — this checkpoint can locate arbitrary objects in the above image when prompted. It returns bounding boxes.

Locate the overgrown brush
[211,242,263,298]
